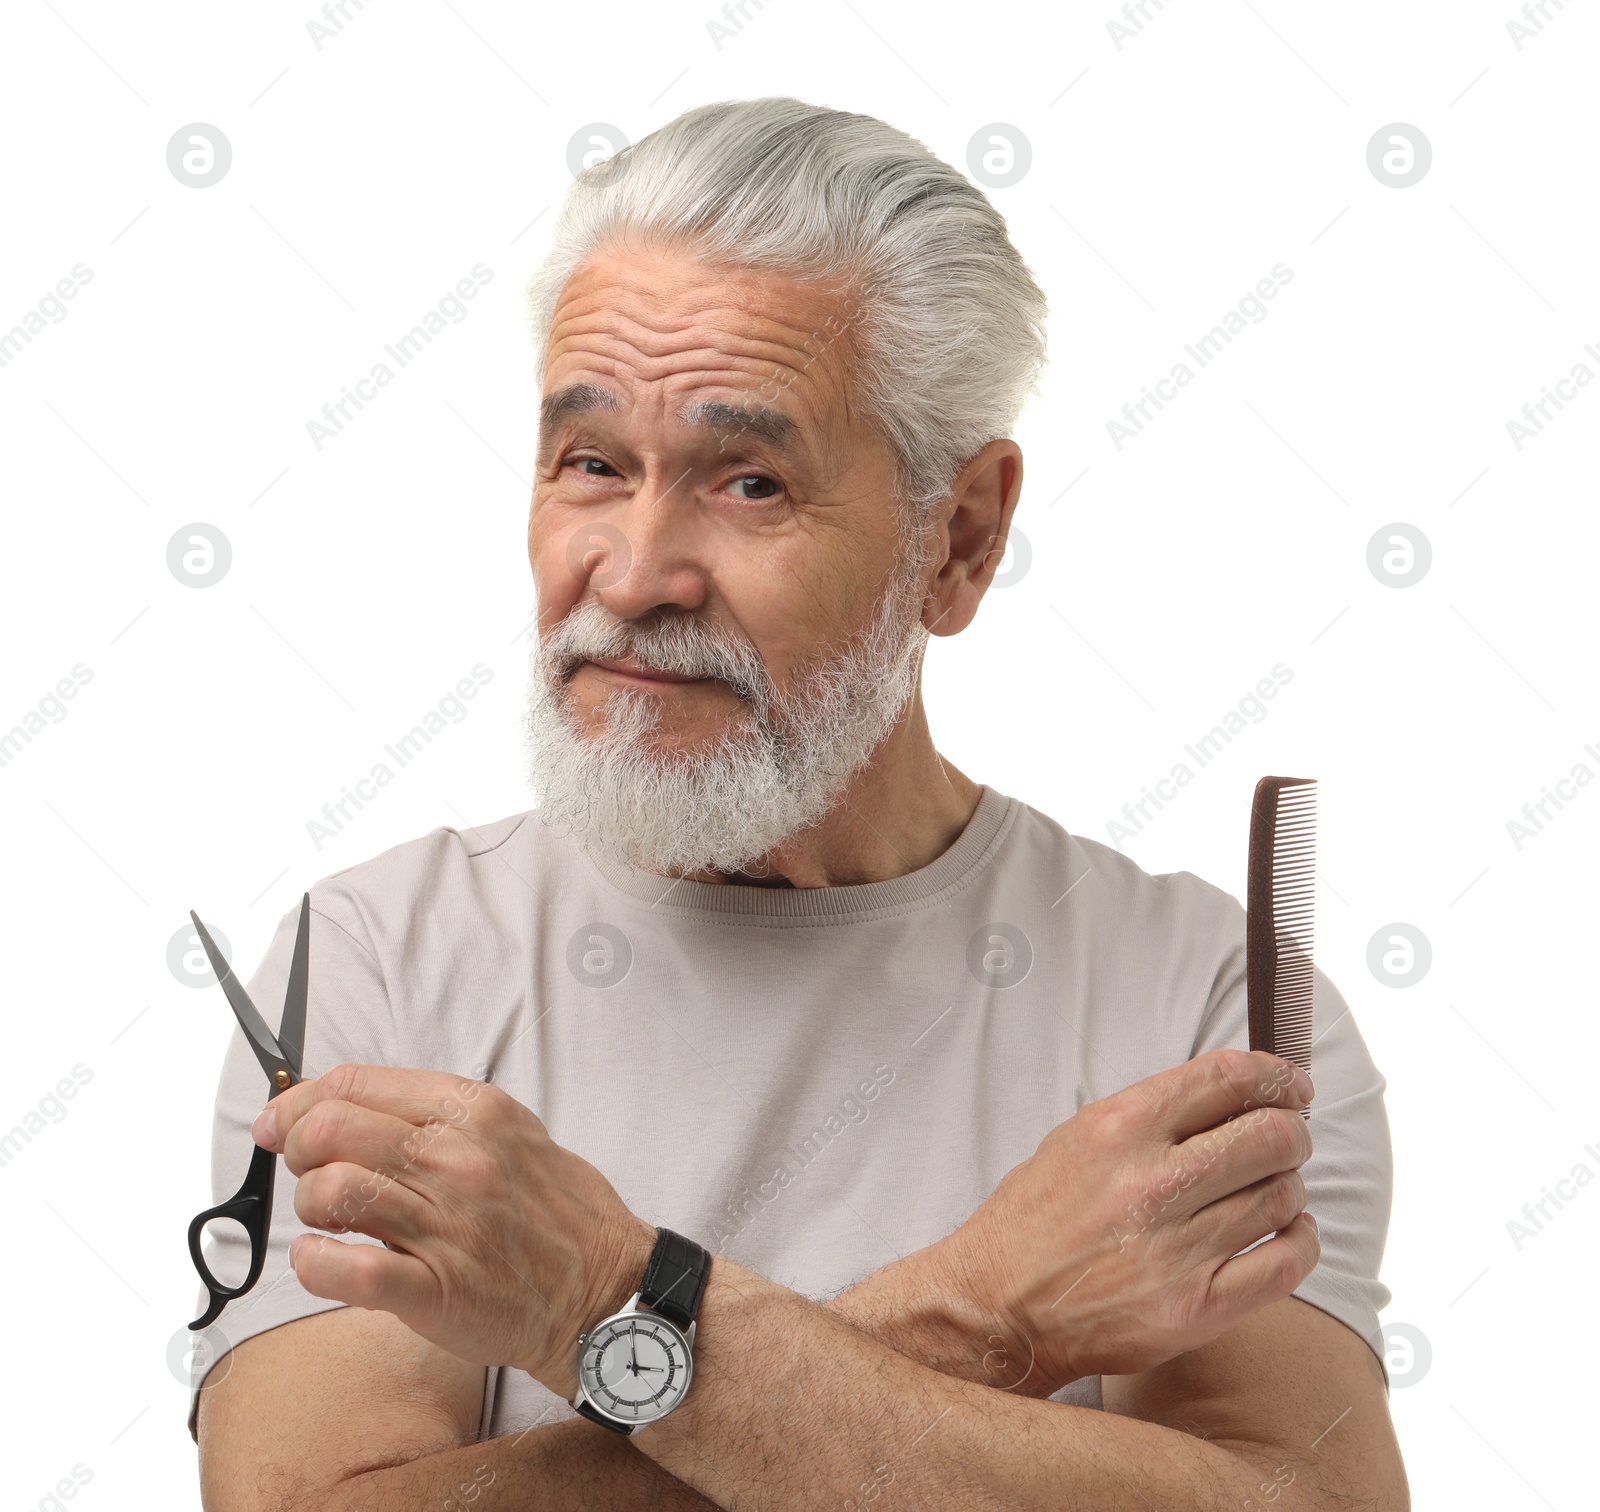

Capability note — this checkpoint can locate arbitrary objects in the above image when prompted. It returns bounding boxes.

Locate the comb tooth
[1246,776,1317,1116]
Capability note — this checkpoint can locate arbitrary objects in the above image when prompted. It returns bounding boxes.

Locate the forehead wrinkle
[550,278,844,376]
[557,257,820,329]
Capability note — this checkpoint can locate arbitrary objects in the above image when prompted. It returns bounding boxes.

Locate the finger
[1169,1103,1313,1214]
[1143,1049,1312,1144]
[290,1231,438,1321]
[1184,1169,1307,1261]
[1203,1211,1320,1324]
[281,1096,449,1183]
[257,1063,489,1151]
[293,1158,434,1244]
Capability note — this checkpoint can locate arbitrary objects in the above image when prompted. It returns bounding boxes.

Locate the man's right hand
[853,1048,1319,1398]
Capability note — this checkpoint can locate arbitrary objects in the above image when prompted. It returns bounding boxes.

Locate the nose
[582,472,711,621]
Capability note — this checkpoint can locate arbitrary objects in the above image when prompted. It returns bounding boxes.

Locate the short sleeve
[1192,895,1395,1384]
[186,888,398,1440]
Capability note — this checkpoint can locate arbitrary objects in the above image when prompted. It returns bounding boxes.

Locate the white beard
[521,556,931,878]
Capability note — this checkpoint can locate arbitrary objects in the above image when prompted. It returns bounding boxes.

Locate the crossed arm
[197,1051,1408,1510]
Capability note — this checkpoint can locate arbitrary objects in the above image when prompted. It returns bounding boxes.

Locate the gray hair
[524,98,1049,518]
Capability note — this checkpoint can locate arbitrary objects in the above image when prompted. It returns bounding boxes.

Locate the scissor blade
[277,893,309,1078]
[189,909,296,1090]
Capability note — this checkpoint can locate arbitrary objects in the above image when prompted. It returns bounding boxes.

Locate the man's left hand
[252,1063,657,1398]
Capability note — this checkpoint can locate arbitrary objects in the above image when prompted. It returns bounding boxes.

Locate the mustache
[539,600,769,703]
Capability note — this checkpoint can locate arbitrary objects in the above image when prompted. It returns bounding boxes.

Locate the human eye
[570,456,620,477]
[724,474,781,501]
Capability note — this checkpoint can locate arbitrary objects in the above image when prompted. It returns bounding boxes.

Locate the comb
[1246,776,1317,1117]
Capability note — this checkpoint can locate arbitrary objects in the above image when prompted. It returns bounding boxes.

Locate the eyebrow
[538,384,801,454]
[676,399,799,451]
[539,382,618,435]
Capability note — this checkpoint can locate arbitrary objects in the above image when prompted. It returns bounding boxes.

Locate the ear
[921,439,1025,637]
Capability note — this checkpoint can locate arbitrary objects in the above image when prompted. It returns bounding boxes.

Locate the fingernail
[1306,1212,1319,1235]
[252,1103,279,1148]
[288,1235,303,1271]
[1296,1067,1315,1103]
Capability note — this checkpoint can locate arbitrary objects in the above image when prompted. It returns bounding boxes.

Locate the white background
[1,1,1594,1507]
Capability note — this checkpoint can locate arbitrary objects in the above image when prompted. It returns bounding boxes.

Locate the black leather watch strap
[574,1398,634,1435]
[639,1228,711,1329]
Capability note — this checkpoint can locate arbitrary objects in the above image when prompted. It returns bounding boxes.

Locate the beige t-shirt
[188,785,1392,1439]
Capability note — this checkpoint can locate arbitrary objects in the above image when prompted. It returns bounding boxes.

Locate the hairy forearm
[298,1414,714,1512]
[634,1259,1326,1512]
[293,1251,1003,1512]
[822,1248,1048,1395]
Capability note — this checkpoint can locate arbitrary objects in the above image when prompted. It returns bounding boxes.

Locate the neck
[680,694,982,889]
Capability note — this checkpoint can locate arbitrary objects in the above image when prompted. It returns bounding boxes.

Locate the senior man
[194,98,1406,1509]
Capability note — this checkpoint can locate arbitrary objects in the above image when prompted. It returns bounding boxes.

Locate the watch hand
[631,1333,640,1376]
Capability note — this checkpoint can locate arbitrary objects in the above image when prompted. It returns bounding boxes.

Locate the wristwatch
[572,1227,711,1435]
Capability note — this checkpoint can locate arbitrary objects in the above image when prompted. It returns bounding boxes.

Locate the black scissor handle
[188,1141,277,1330]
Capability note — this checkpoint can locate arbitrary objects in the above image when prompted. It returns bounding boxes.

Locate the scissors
[186,892,309,1331]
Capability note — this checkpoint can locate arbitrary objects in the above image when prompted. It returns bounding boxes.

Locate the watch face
[578,1310,693,1427]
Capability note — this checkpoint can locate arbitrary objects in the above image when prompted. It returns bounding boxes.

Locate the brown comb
[1246,776,1316,1116]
